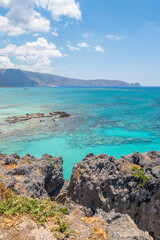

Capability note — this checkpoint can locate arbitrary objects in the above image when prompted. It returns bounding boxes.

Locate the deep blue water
[0,87,160,179]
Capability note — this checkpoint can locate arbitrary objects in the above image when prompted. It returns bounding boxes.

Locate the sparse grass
[0,188,70,238]
[60,206,69,214]
[131,166,149,187]
[56,216,70,239]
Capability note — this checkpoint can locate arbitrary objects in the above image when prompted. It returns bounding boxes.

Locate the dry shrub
[0,181,10,201]
[6,164,20,170]
[82,216,102,224]
[98,154,105,159]
[90,225,110,240]
[120,163,141,174]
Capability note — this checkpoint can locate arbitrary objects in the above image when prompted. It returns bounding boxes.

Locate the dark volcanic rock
[68,151,160,239]
[0,153,64,198]
[6,111,71,123]
[96,209,152,240]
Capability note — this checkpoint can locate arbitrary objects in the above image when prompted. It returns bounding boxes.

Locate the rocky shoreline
[6,111,71,123]
[0,150,159,239]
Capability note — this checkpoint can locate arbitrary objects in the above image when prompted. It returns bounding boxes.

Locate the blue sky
[0,0,160,86]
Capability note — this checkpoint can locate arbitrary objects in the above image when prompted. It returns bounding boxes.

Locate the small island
[6,111,71,123]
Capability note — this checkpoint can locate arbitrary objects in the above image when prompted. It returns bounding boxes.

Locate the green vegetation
[0,191,70,238]
[131,166,149,187]
[55,216,70,239]
[60,206,69,214]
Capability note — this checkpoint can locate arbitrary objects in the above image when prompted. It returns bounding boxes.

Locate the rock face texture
[0,153,64,198]
[68,151,160,239]
[0,209,152,240]
[96,209,152,240]
[0,150,159,239]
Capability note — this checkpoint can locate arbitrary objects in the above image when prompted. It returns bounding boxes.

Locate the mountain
[0,69,141,87]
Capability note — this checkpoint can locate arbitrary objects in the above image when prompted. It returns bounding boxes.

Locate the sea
[0,87,160,179]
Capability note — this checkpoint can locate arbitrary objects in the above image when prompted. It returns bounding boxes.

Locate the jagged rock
[96,209,153,240]
[68,151,160,239]
[0,153,64,198]
[53,180,70,203]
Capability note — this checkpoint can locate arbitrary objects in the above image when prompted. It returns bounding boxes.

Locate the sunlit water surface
[0,87,160,179]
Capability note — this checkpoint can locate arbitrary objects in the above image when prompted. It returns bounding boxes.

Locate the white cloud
[0,56,14,68]
[63,21,69,28]
[0,38,62,72]
[95,46,104,52]
[7,7,50,32]
[67,44,80,51]
[0,0,81,36]
[33,33,40,37]
[0,0,12,7]
[52,32,58,37]
[82,33,89,38]
[52,28,58,37]
[106,34,122,40]
[36,0,81,20]
[0,16,26,36]
[0,9,50,36]
[78,42,89,48]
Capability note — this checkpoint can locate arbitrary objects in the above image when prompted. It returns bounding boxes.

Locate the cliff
[0,150,159,239]
[0,69,141,87]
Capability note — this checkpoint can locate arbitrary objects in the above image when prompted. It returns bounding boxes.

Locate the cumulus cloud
[78,42,89,48]
[0,0,81,36]
[106,34,122,40]
[7,7,50,32]
[0,38,62,72]
[36,0,81,20]
[0,56,14,68]
[0,16,26,36]
[95,46,104,52]
[0,9,50,36]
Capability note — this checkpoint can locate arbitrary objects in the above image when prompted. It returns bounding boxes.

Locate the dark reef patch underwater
[0,87,160,179]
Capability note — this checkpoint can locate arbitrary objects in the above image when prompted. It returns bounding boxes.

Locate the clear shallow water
[0,87,160,179]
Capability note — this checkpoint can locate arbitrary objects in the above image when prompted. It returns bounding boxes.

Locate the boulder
[96,209,153,240]
[0,153,64,198]
[68,151,160,239]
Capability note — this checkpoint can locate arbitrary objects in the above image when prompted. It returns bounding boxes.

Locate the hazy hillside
[0,69,141,87]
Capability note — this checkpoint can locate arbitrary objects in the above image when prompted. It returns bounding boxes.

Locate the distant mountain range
[0,69,141,87]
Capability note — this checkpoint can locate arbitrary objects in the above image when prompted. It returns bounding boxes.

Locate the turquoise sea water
[0,87,160,179]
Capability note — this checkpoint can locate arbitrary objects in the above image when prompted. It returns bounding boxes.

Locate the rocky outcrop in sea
[0,150,159,239]
[6,111,71,123]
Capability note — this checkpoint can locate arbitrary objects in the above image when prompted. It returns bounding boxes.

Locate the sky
[0,0,160,86]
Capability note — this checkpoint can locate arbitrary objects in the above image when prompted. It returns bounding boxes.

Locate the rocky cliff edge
[0,150,159,239]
